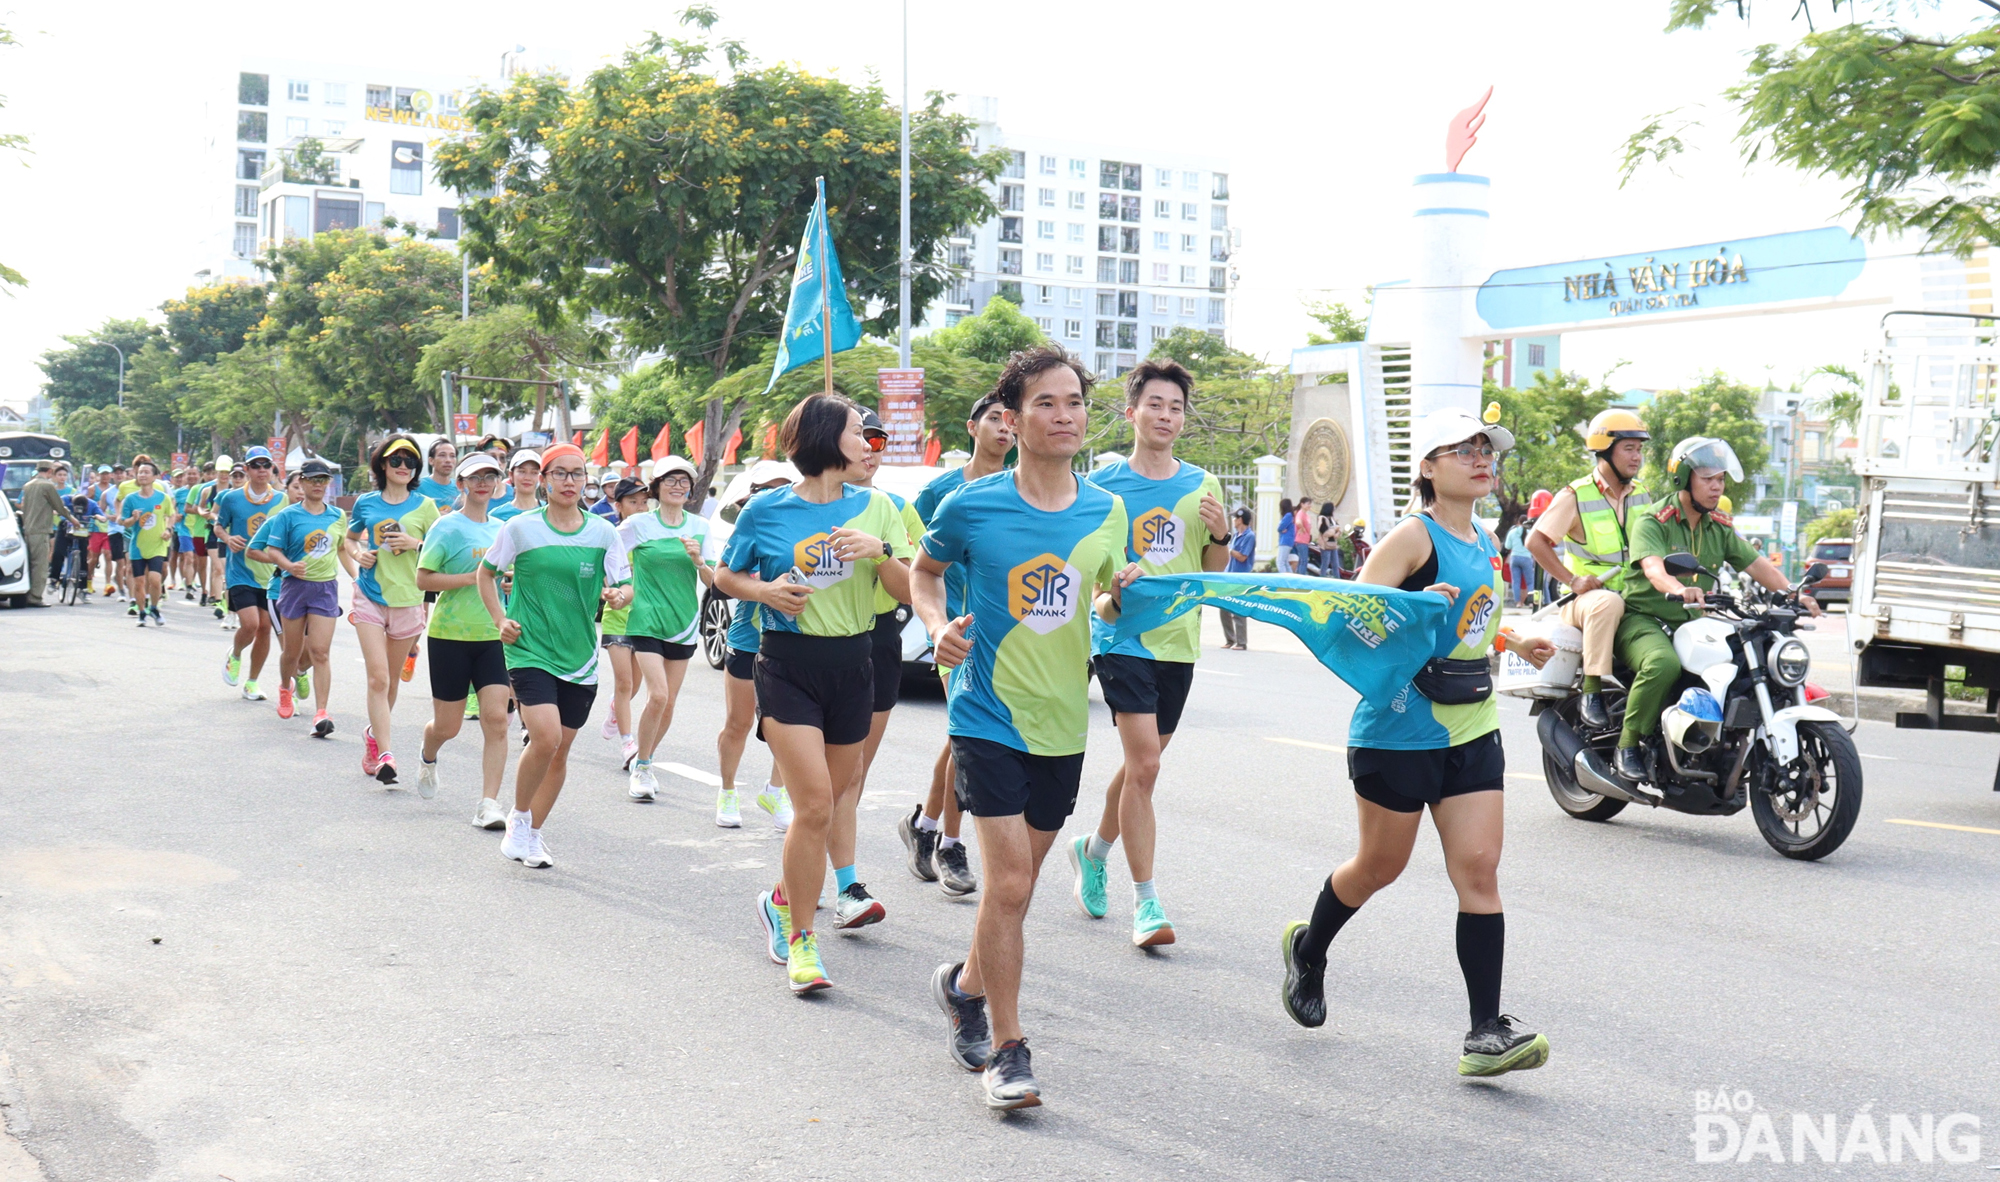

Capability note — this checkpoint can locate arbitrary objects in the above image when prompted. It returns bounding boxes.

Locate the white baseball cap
[1411,410,1515,461]
[506,448,542,471]
[455,453,504,480]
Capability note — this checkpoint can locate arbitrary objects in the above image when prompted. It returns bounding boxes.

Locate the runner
[171,470,197,596]
[249,457,348,737]
[1071,360,1230,947]
[186,461,218,607]
[713,461,799,829]
[897,392,1012,897]
[1277,410,1554,1080]
[476,443,632,870]
[910,345,1135,1109]
[414,452,512,822]
[714,393,910,994]
[345,435,443,786]
[119,457,177,627]
[621,456,712,803]
[111,462,136,608]
[417,438,459,509]
[212,450,281,697]
[598,477,650,771]
[491,450,542,522]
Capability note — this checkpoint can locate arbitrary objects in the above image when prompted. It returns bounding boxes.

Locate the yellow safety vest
[1562,473,1649,591]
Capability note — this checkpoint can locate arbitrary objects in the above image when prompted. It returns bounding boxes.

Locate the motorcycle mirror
[1801,561,1828,587]
[1663,552,1702,578]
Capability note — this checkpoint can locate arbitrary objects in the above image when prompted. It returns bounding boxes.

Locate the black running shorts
[951,734,1085,833]
[629,635,698,661]
[871,609,904,712]
[509,666,598,731]
[227,585,269,614]
[1348,729,1505,814]
[131,555,166,577]
[428,637,509,701]
[724,647,756,681]
[1093,652,1195,736]
[753,631,872,746]
[108,533,126,561]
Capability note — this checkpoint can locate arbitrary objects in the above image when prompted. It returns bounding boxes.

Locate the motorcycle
[1498,555,1861,861]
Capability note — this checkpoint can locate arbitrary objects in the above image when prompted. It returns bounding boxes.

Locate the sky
[0,0,1979,412]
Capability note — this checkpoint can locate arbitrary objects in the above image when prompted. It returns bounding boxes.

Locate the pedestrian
[249,457,347,737]
[414,452,513,823]
[1316,502,1344,578]
[1220,507,1254,649]
[1503,516,1532,606]
[1276,497,1299,573]
[621,457,712,804]
[714,462,799,830]
[598,477,652,771]
[714,392,910,995]
[18,461,77,608]
[1279,410,1555,1079]
[345,435,443,786]
[1293,497,1313,576]
[212,450,281,698]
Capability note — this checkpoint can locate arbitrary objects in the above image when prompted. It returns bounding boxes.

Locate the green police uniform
[1615,496,1763,750]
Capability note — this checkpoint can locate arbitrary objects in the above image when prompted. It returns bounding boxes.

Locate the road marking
[1886,818,2000,837]
[1505,773,1543,782]
[660,762,723,787]
[1265,737,1344,753]
[1199,669,1243,677]
[1859,753,1898,762]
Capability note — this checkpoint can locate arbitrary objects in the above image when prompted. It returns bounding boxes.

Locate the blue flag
[1111,573,1448,702]
[765,176,862,394]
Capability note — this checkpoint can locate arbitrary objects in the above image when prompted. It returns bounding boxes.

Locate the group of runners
[36,343,1553,1111]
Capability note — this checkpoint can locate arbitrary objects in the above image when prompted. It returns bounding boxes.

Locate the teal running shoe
[1132,897,1176,947]
[757,889,790,965]
[1067,836,1108,919]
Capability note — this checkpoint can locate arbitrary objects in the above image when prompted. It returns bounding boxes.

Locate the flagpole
[898,0,911,370]
[819,176,835,395]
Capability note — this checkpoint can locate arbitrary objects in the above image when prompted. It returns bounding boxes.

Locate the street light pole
[897,0,912,369]
[103,342,125,409]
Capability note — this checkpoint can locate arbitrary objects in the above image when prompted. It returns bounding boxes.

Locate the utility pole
[897,0,912,369]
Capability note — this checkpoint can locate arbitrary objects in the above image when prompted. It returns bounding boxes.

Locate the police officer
[1524,409,1650,728]
[1612,437,1818,782]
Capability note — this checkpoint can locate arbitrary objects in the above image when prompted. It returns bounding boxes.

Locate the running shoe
[1457,1016,1549,1078]
[786,932,831,995]
[981,1039,1042,1110]
[628,760,657,802]
[312,711,334,738]
[756,786,793,832]
[1068,836,1109,918]
[294,670,310,698]
[375,753,399,786]
[134,612,146,628]
[1279,921,1327,1029]
[128,603,139,617]
[620,736,638,765]
[715,788,742,828]
[472,797,508,830]
[363,727,381,776]
[241,680,265,702]
[277,686,295,719]
[522,829,553,869]
[213,603,225,620]
[400,651,417,683]
[899,803,939,882]
[757,889,791,965]
[415,760,437,800]
[1132,898,1176,947]
[500,813,532,862]
[223,652,241,686]
[935,841,978,898]
[832,883,886,930]
[930,961,992,1071]
[600,714,620,741]
[184,587,194,601]
[150,607,164,626]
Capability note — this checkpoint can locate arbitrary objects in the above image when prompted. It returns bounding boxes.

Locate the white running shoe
[500,812,533,861]
[601,714,619,741]
[628,761,658,802]
[715,788,742,828]
[240,680,266,702]
[756,786,793,832]
[416,759,438,800]
[472,797,508,830]
[522,829,554,869]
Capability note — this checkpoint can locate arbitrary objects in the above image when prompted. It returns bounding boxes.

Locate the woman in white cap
[491,449,542,523]
[598,476,653,765]
[620,455,712,802]
[1279,408,1556,1079]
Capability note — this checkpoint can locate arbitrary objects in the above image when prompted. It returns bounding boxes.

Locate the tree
[1633,2,2000,253]
[162,281,269,365]
[0,22,28,290]
[417,304,612,433]
[280,137,340,185]
[38,319,161,414]
[1639,372,1771,504]
[1484,369,1620,542]
[925,297,1044,364]
[180,344,320,459]
[1804,362,1864,436]
[1303,298,1368,344]
[434,6,1006,489]
[1103,328,1293,472]
[1805,505,1856,546]
[59,406,132,469]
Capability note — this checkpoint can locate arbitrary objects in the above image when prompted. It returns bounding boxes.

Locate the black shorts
[630,635,698,661]
[753,631,873,745]
[725,647,757,681]
[429,637,510,701]
[871,609,905,712]
[131,555,166,577]
[227,585,270,614]
[951,735,1086,833]
[509,665,598,731]
[1348,729,1505,814]
[109,534,126,561]
[1093,653,1195,735]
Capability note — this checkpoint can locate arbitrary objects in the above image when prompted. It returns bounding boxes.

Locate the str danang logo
[302,528,336,560]
[1131,507,1184,565]
[1008,553,1080,635]
[792,533,851,588]
[1455,583,1497,643]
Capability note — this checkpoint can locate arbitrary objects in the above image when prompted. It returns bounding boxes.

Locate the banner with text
[878,369,926,465]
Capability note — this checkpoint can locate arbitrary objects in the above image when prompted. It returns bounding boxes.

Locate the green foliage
[59,405,133,469]
[1805,362,1864,434]
[417,304,611,431]
[1079,328,1291,472]
[161,281,269,365]
[0,22,28,290]
[1640,372,1771,501]
[283,137,340,185]
[38,318,160,413]
[1805,506,1855,545]
[1483,369,1620,538]
[179,344,318,458]
[925,297,1045,364]
[1303,298,1368,344]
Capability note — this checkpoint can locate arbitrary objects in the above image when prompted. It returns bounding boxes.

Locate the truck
[1848,312,2000,789]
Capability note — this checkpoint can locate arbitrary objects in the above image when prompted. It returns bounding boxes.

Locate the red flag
[619,426,639,468]
[650,423,672,462]
[685,420,705,466]
[571,430,584,448]
[589,426,610,468]
[761,423,778,459]
[722,428,743,465]
[923,433,943,466]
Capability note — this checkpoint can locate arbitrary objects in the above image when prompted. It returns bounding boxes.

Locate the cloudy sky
[0,0,1975,411]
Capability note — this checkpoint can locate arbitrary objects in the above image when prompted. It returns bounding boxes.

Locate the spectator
[1277,498,1298,573]
[1504,517,1534,606]
[1221,506,1255,650]
[1293,499,1313,576]
[1314,502,1342,578]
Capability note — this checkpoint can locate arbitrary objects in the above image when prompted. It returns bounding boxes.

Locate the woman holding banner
[1278,409,1556,1080]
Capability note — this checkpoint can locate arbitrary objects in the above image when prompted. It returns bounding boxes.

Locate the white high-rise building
[936,98,1237,378]
[211,62,489,281]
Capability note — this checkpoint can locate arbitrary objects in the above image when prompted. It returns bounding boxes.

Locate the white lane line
[1886,818,2000,837]
[1265,737,1344,753]
[659,762,723,787]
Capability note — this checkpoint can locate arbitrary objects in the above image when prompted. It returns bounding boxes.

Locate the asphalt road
[2,591,1996,1180]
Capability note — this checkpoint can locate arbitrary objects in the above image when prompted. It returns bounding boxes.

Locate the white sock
[916,812,941,833]
[938,835,961,850]
[509,809,529,825]
[619,733,632,743]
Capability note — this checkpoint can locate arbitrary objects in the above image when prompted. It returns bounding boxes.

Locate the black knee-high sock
[1300,877,1359,967]
[1456,911,1505,1027]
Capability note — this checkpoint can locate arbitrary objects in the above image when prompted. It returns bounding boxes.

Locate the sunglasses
[247,460,274,470]
[863,433,887,453]
[384,454,421,469]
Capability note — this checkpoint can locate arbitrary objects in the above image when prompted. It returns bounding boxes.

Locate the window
[1156,168,1173,187]
[394,87,419,112]
[1096,352,1115,375]
[1035,252,1054,272]
[238,111,267,143]
[364,201,385,227]
[1182,202,1198,221]
[999,184,1024,211]
[999,248,1022,275]
[1000,217,1023,243]
[288,80,310,103]
[1098,226,1119,252]
[1181,297,1198,316]
[1211,235,1228,261]
[1003,150,1025,179]
[1097,291,1117,315]
[1035,315,1054,332]
[1067,191,1086,211]
[1069,158,1087,179]
[234,185,257,217]
[1212,172,1230,199]
[237,149,266,180]
[1100,160,1122,188]
[285,117,309,138]
[282,194,310,239]
[948,242,972,268]
[1152,294,1170,314]
[366,84,391,109]
[1118,291,1139,318]
[1117,322,1138,348]
[437,207,460,239]
[1150,324,1169,342]
[1208,298,1226,323]
[1211,204,1228,229]
[1066,255,1084,275]
[1035,284,1055,303]
[323,120,344,136]
[239,73,269,106]
[1183,170,1200,191]
[1068,287,1084,307]
[1119,259,1140,284]
[1097,257,1118,282]
[947,310,966,326]
[441,91,460,114]
[1039,154,1057,175]
[1180,266,1197,285]
[1036,219,1055,239]
[1120,227,1140,254]
[1037,188,1056,207]
[1067,223,1084,242]
[1525,343,1547,367]
[325,82,347,106]
[948,279,972,305]
[1116,352,1137,374]
[314,195,360,233]
[1181,233,1196,253]
[997,280,1022,303]
[1099,193,1119,220]
[1064,318,1083,339]
[1096,321,1117,347]
[232,223,258,259]
[1152,231,1169,250]
[1209,267,1228,290]
[1122,163,1143,190]
[1154,199,1171,219]
[1153,263,1170,282]
[390,140,424,195]
[1120,195,1141,222]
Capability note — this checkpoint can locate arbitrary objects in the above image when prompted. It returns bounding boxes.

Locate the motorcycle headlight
[1771,637,1810,687]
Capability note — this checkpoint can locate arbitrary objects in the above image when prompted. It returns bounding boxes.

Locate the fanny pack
[1412,656,1493,705]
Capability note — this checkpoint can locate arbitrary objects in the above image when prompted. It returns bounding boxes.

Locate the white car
[0,492,30,606]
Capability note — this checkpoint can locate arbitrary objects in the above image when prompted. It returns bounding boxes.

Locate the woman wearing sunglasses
[344,435,444,786]
[619,455,713,802]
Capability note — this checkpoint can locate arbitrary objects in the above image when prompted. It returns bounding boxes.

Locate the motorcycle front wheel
[1544,746,1628,821]
[1751,720,1863,860]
